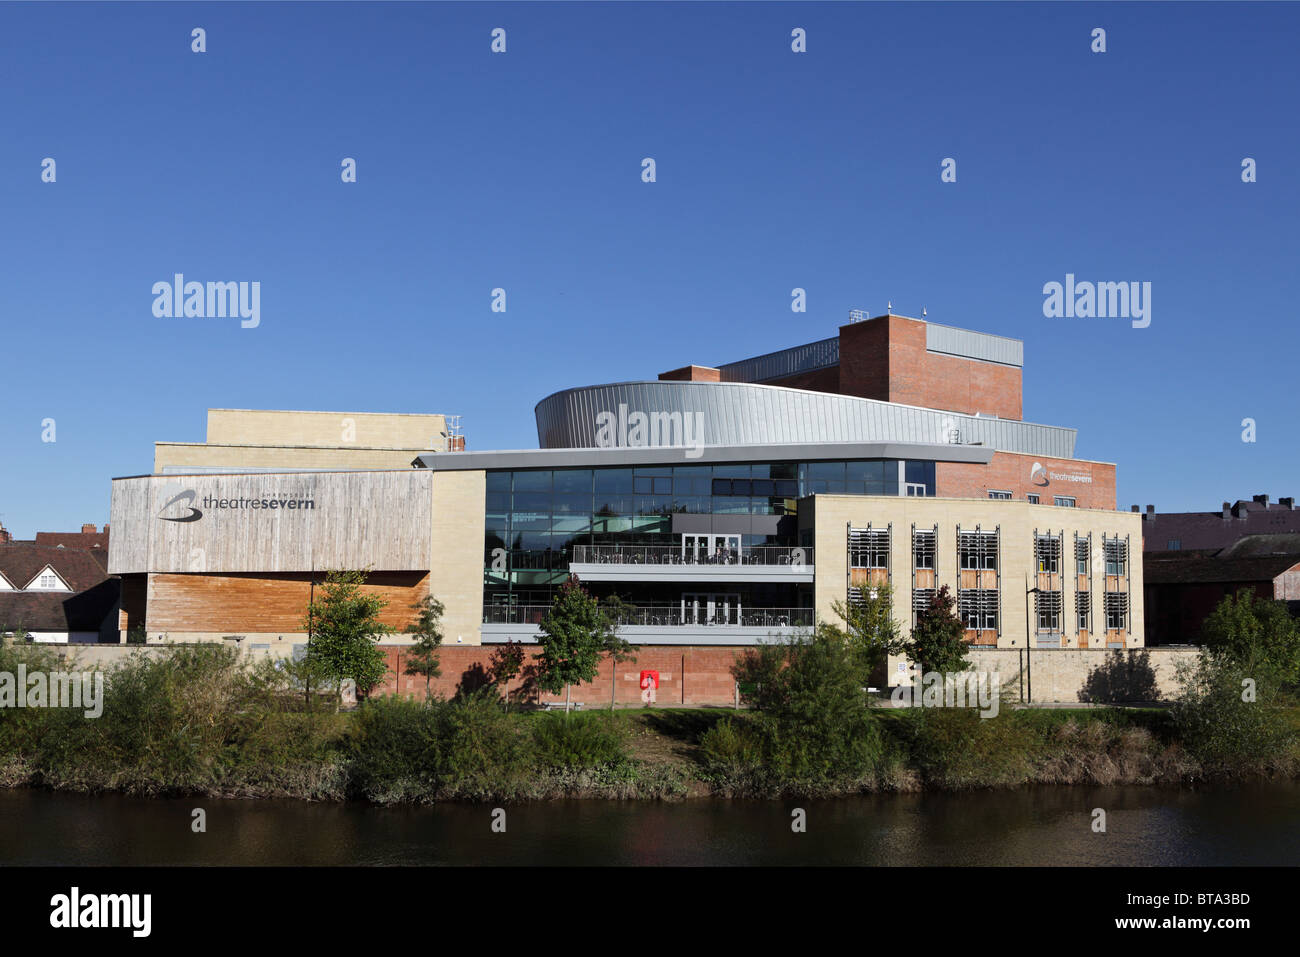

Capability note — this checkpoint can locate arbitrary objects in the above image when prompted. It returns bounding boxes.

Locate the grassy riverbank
[2,643,1297,803]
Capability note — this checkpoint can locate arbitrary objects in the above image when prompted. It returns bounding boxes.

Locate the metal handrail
[570,544,812,568]
[482,604,813,628]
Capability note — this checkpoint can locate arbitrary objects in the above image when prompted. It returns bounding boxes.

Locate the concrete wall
[965,646,1198,703]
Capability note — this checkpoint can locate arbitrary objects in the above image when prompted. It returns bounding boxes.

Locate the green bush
[345,691,529,801]
[1171,651,1295,772]
[889,709,1041,788]
[531,711,629,768]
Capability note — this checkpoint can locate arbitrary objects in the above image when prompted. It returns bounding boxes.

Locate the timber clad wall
[109,471,432,575]
[145,572,429,635]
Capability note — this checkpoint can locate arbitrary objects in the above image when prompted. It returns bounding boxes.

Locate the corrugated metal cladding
[535,382,1075,457]
[924,323,1024,367]
[717,336,839,383]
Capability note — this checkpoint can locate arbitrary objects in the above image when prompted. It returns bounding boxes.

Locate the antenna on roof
[847,309,867,324]
[886,301,893,314]
[922,307,927,317]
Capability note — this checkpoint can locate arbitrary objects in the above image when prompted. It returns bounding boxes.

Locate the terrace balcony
[568,544,815,584]
[481,603,813,645]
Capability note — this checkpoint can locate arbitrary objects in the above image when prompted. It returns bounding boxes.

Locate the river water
[1,783,1296,866]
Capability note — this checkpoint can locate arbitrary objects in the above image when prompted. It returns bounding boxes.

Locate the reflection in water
[1,783,1296,866]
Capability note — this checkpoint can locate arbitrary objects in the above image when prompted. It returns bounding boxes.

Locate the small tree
[900,585,970,676]
[832,582,903,687]
[598,594,639,709]
[1200,588,1300,691]
[301,568,393,706]
[534,576,615,713]
[488,639,526,712]
[404,595,446,702]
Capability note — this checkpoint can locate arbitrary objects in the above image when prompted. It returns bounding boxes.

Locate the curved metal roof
[535,380,1076,458]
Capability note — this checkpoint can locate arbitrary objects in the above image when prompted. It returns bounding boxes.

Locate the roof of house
[1144,553,1300,586]
[0,543,112,592]
[0,543,118,634]
[1141,501,1300,551]
[34,529,109,551]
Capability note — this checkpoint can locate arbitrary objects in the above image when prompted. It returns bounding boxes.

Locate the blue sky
[1,2,1296,538]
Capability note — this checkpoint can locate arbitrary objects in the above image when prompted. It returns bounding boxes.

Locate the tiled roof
[34,530,109,551]
[0,582,118,633]
[1144,554,1300,586]
[0,543,113,592]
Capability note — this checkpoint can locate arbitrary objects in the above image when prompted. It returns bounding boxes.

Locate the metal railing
[570,544,812,568]
[483,604,813,629]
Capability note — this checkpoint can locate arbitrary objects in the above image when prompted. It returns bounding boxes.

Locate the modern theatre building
[108,312,1143,699]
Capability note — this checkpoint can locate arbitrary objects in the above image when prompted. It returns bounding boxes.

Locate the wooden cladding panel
[146,572,429,634]
[851,568,889,587]
[914,569,935,589]
[109,471,433,575]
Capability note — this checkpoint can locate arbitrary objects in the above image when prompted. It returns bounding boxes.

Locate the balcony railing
[483,604,814,629]
[570,544,813,568]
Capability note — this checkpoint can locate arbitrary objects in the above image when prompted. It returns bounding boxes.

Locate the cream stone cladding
[430,469,487,646]
[154,442,433,473]
[155,409,449,473]
[205,409,447,449]
[802,495,1144,684]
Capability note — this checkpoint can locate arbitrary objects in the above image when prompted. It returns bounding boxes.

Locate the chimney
[1130,505,1139,513]
[1144,505,1155,521]
[1222,501,1232,519]
[1280,497,1295,510]
[1233,501,1250,518]
[1253,494,1270,507]
[0,523,9,544]
[81,523,97,535]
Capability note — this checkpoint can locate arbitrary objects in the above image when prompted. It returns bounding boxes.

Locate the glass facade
[484,458,934,608]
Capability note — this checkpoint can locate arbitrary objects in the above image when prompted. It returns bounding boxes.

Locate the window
[1035,534,1061,574]
[1036,592,1062,632]
[1077,592,1091,631]
[988,490,1012,500]
[958,531,998,571]
[1075,538,1090,576]
[1105,592,1128,630]
[849,528,890,569]
[1053,496,1076,508]
[1166,539,1181,550]
[1027,494,1040,504]
[958,590,998,630]
[39,573,56,589]
[1104,539,1128,577]
[912,529,936,569]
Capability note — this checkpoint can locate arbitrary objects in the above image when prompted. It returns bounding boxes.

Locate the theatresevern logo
[594,404,704,459]
[158,489,316,522]
[1042,274,1150,328]
[0,667,103,718]
[50,887,151,937]
[151,274,260,328]
[1030,462,1092,488]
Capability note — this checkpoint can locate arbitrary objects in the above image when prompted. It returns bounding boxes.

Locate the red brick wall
[658,365,721,382]
[376,644,750,707]
[937,452,1117,509]
[761,366,841,394]
[835,315,1023,419]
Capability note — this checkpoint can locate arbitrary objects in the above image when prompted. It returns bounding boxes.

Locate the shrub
[531,711,629,768]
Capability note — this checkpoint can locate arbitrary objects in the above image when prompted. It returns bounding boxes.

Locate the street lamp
[1024,585,1040,704]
